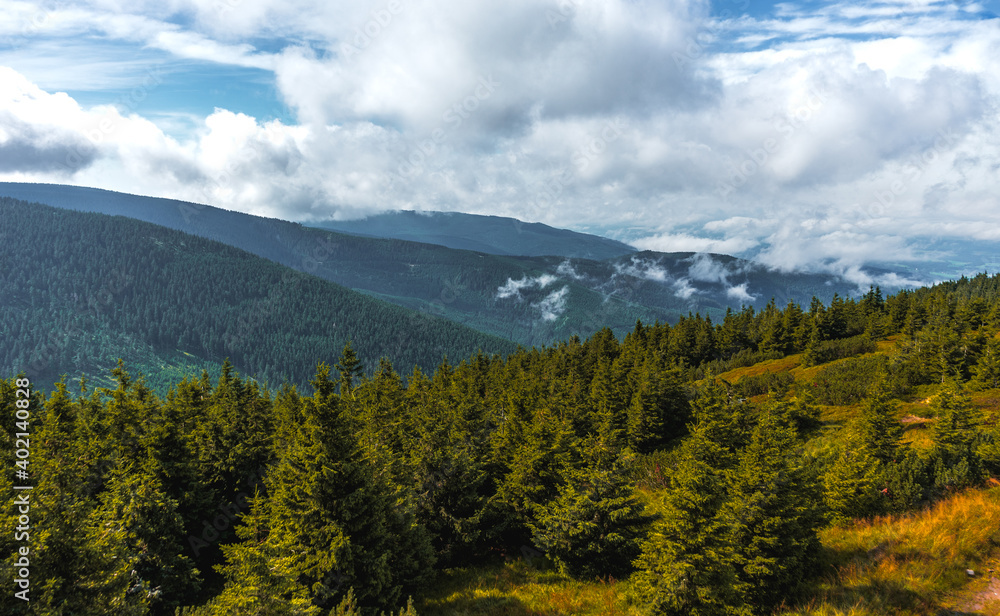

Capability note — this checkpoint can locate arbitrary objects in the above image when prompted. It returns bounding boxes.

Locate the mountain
[305,210,637,259]
[0,183,871,347]
[0,197,516,393]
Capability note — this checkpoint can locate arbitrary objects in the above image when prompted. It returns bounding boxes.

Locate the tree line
[5,243,1000,613]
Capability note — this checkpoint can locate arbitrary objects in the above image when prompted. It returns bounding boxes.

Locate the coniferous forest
[0,196,517,393]
[4,268,1000,615]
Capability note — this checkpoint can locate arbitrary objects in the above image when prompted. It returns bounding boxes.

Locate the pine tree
[626,359,689,453]
[335,341,365,397]
[529,400,653,579]
[823,432,885,523]
[931,379,978,458]
[856,376,903,464]
[631,433,743,616]
[929,379,984,490]
[723,410,821,612]
[212,491,320,615]
[802,322,822,367]
[972,337,1000,390]
[85,464,201,615]
[217,364,433,612]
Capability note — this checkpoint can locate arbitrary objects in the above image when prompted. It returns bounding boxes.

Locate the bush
[733,371,795,398]
[810,355,897,406]
[805,334,877,366]
[691,348,784,380]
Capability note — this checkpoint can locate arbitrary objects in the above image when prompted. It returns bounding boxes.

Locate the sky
[0,0,998,278]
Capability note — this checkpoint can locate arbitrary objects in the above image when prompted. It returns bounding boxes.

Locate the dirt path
[947,577,1000,615]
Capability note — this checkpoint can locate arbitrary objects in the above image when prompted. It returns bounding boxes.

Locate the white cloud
[555,259,585,280]
[726,282,756,303]
[496,273,557,299]
[614,257,670,282]
[685,252,741,284]
[535,285,569,322]
[0,0,998,275]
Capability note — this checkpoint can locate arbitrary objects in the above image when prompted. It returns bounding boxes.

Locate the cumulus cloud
[0,112,100,172]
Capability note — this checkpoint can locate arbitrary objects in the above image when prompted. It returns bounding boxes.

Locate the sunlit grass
[419,487,1000,615]
[782,486,1000,615]
[718,354,803,382]
[418,559,642,616]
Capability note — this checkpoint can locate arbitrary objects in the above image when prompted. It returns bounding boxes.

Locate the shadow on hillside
[794,576,928,614]
[422,595,556,616]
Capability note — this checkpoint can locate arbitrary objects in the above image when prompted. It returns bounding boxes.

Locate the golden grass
[783,486,1000,616]
[718,354,803,382]
[418,486,1000,616]
[417,560,642,616]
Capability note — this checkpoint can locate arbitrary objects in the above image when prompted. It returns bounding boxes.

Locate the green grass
[418,559,642,616]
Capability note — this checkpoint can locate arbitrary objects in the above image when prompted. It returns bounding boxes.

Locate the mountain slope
[0,183,869,347]
[306,210,637,259]
[0,197,516,393]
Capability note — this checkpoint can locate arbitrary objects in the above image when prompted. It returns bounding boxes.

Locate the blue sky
[1,0,998,283]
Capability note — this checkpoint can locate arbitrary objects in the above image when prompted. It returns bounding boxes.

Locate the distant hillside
[0,197,516,393]
[307,210,637,260]
[0,183,874,347]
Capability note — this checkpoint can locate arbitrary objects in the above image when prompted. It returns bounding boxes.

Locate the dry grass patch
[718,354,803,382]
[784,486,1000,616]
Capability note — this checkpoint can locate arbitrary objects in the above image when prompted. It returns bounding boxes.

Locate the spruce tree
[823,432,884,523]
[212,491,320,616]
[216,364,433,612]
[856,376,904,464]
[723,410,821,612]
[631,432,742,616]
[530,400,653,579]
[85,464,200,615]
[335,341,365,397]
[929,379,984,490]
[972,337,1000,390]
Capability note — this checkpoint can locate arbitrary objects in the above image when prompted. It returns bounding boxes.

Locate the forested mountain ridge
[0,183,876,346]
[3,267,1000,614]
[0,197,516,393]
[306,209,636,259]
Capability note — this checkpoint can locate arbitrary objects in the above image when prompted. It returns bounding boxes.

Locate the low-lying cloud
[534,286,569,322]
[496,273,558,299]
